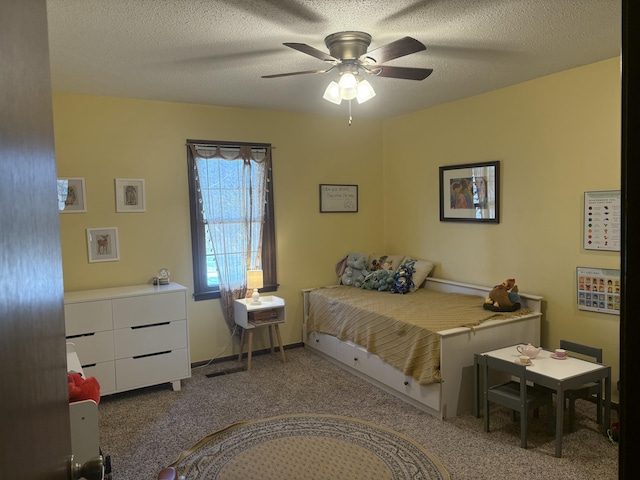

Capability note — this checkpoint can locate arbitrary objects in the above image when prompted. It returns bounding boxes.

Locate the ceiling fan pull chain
[348,99,352,126]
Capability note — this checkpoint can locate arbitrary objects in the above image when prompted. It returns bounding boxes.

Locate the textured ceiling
[46,0,621,120]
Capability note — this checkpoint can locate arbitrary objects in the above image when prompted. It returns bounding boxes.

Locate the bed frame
[302,277,543,420]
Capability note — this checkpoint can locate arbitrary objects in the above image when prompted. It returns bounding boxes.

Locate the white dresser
[64,283,191,396]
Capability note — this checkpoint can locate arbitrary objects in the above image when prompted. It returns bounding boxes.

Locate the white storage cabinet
[64,283,190,395]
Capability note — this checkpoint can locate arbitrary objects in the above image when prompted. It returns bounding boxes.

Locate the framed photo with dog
[87,227,119,263]
[439,161,499,223]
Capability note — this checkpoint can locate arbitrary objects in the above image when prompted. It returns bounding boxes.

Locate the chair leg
[596,393,603,425]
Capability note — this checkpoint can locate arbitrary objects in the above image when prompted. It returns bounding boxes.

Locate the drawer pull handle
[131,321,171,330]
[315,339,319,343]
[353,357,358,362]
[67,332,96,339]
[132,350,171,360]
[404,381,409,386]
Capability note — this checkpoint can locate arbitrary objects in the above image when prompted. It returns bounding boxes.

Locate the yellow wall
[383,57,621,388]
[53,95,384,362]
[53,56,621,393]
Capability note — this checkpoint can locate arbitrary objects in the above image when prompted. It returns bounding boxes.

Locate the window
[187,140,277,301]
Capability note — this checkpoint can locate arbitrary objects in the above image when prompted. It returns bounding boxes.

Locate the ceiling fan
[262,31,433,121]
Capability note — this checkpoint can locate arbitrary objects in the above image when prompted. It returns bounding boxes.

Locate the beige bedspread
[307,286,530,385]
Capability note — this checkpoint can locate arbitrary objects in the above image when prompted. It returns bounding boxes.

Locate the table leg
[247,330,253,370]
[238,328,245,362]
[274,324,286,364]
[473,354,480,418]
[268,325,275,353]
[604,369,611,432]
[555,389,564,458]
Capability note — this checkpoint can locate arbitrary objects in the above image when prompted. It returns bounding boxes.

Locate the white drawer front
[336,341,441,411]
[66,330,114,365]
[307,331,338,357]
[112,292,186,329]
[115,348,190,391]
[83,361,116,396]
[113,320,187,359]
[64,300,113,336]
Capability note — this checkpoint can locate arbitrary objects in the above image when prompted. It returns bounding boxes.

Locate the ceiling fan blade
[363,36,426,64]
[372,65,433,80]
[262,66,334,79]
[284,42,337,62]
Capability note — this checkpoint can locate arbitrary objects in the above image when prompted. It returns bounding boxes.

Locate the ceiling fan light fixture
[356,79,376,104]
[338,72,358,100]
[323,81,342,104]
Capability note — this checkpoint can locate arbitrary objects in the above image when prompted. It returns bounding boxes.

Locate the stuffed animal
[337,252,369,287]
[483,278,521,311]
[361,269,395,291]
[68,372,101,404]
[391,263,415,294]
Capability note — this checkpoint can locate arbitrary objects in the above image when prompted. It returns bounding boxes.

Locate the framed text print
[319,184,358,213]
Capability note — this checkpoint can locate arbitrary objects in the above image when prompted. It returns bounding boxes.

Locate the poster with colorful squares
[577,267,620,315]
[583,190,620,251]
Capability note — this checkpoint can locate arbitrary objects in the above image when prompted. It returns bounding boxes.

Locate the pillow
[368,254,405,272]
[401,257,436,291]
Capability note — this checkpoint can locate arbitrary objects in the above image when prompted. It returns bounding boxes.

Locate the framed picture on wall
[58,177,87,213]
[115,178,146,212]
[87,227,120,263]
[319,184,358,213]
[439,161,500,223]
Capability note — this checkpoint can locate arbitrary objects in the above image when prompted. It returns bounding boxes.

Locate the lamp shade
[323,81,342,104]
[247,269,264,289]
[356,80,376,104]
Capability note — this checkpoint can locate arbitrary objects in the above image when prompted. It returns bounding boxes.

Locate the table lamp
[247,269,264,304]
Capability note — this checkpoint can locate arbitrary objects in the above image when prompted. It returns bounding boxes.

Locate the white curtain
[189,143,270,330]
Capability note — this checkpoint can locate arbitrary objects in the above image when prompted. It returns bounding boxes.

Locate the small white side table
[234,296,286,370]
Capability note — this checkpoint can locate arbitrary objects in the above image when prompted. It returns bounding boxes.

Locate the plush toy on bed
[336,252,369,287]
[391,263,415,294]
[360,269,395,291]
[483,278,522,311]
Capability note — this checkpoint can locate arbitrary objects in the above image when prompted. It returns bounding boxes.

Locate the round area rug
[168,414,450,480]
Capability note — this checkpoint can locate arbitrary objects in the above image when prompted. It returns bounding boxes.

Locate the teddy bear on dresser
[483,278,522,311]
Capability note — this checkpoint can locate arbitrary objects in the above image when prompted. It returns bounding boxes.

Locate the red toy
[67,372,101,404]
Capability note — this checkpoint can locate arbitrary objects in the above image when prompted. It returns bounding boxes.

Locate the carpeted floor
[169,414,450,479]
[98,347,618,479]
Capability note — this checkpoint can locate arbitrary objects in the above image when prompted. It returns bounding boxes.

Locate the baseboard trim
[191,342,304,368]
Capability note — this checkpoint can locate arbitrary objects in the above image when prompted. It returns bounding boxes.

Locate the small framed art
[439,161,499,223]
[58,177,87,213]
[115,178,146,212]
[319,184,358,213]
[87,227,120,263]
[577,266,620,315]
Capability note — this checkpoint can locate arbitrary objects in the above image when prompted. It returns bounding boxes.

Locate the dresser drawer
[112,292,186,329]
[113,320,187,359]
[83,361,116,396]
[64,300,113,336]
[66,330,114,365]
[115,348,190,391]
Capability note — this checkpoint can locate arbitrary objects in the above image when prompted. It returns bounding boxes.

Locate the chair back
[559,340,602,363]
[485,355,527,395]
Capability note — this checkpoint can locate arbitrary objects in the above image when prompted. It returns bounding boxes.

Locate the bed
[302,277,543,420]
